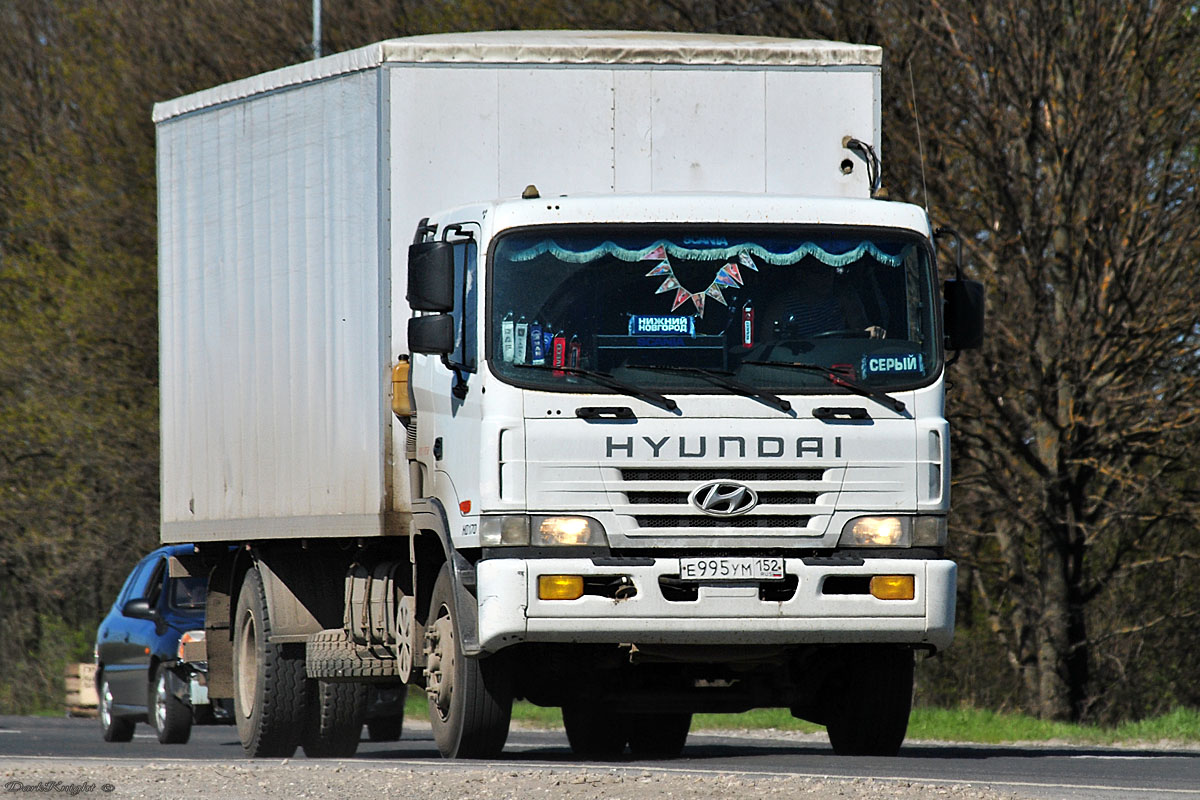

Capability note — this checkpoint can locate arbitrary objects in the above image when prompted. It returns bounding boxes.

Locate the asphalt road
[2,715,1198,799]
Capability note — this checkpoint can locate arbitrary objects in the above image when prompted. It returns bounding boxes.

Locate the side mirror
[407,241,455,312]
[408,314,455,355]
[944,279,985,351]
[122,598,157,620]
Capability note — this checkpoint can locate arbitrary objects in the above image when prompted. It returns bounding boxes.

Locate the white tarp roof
[153,30,881,123]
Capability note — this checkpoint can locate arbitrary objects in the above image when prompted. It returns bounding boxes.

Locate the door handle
[576,406,635,420]
[814,406,870,421]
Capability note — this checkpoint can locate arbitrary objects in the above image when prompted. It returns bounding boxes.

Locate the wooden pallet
[65,662,99,717]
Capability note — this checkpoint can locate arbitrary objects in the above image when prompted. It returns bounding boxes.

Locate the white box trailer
[156,31,881,541]
[153,31,983,763]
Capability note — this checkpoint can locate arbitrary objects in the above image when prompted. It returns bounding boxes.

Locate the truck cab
[401,192,977,757]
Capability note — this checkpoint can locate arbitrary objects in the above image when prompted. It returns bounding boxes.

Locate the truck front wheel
[425,564,513,758]
[232,566,307,757]
[824,645,914,756]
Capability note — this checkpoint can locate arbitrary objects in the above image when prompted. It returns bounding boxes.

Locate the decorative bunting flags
[713,266,740,288]
[643,250,757,318]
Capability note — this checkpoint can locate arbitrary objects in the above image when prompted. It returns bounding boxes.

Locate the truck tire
[301,679,368,758]
[366,715,404,742]
[626,712,691,759]
[151,665,193,744]
[824,646,914,756]
[425,564,513,758]
[98,671,135,743]
[233,566,307,757]
[561,704,626,758]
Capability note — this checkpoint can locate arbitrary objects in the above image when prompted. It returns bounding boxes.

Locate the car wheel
[425,564,513,758]
[99,672,135,743]
[626,712,691,759]
[151,665,193,744]
[366,715,404,742]
[301,680,368,758]
[561,703,626,758]
[232,566,307,757]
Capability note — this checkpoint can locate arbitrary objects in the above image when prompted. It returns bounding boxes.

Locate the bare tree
[880,0,1200,721]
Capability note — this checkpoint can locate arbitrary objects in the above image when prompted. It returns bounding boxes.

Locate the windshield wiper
[625,365,792,414]
[743,360,906,413]
[512,364,678,412]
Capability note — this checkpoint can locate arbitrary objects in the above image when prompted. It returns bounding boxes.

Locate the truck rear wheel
[301,680,368,758]
[425,564,513,758]
[366,715,404,742]
[824,646,914,756]
[233,567,307,757]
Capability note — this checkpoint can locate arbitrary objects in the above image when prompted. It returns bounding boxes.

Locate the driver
[768,263,885,339]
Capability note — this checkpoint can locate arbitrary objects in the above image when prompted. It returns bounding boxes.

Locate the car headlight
[480,515,607,547]
[838,515,947,547]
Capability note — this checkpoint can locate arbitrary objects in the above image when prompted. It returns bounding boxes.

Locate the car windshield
[170,576,207,610]
[489,227,938,394]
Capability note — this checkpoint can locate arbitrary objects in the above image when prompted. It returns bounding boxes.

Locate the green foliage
[2,0,1199,724]
[0,615,96,715]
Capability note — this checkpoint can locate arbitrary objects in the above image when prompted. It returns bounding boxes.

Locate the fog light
[538,575,584,600]
[870,575,915,600]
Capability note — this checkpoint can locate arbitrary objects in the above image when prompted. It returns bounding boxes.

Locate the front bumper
[476,556,956,652]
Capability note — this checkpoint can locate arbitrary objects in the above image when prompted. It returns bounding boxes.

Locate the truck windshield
[489,227,938,394]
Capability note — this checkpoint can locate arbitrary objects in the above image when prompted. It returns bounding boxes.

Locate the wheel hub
[424,609,456,716]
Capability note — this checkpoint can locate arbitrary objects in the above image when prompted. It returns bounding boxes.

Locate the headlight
[535,516,605,546]
[838,515,947,547]
[480,515,607,547]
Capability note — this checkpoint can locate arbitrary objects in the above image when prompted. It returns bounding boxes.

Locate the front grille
[614,466,829,534]
[621,468,824,482]
[627,490,816,505]
[634,515,810,528]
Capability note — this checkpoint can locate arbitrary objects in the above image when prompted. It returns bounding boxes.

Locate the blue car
[94,544,230,743]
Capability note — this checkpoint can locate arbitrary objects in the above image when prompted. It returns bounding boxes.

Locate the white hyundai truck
[154,30,984,760]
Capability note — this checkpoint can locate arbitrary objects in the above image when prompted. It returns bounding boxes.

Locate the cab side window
[448,239,478,372]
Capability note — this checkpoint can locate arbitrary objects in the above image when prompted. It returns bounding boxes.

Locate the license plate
[678,557,785,581]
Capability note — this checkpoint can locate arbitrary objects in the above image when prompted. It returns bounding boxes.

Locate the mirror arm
[934,226,965,281]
